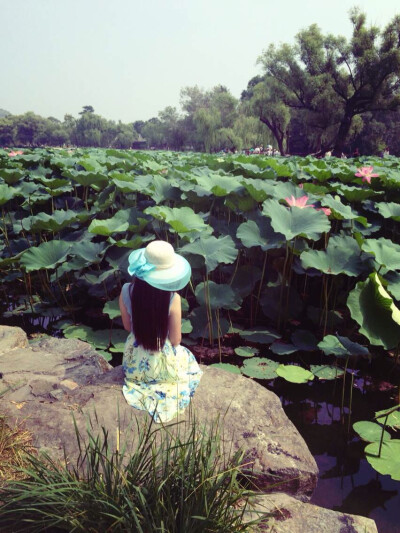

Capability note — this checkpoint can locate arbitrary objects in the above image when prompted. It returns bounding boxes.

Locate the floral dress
[121,283,203,423]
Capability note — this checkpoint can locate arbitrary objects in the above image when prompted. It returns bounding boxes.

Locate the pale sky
[1,0,399,122]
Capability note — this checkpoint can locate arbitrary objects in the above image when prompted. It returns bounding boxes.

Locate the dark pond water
[2,313,400,532]
[268,368,400,533]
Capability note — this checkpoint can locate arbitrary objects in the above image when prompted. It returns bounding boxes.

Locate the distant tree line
[2,9,400,156]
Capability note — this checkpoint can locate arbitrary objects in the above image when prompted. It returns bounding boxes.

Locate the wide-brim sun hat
[127,240,191,291]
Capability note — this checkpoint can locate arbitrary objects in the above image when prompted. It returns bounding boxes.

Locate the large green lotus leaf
[365,440,400,480]
[225,192,258,213]
[230,265,262,298]
[0,183,19,205]
[347,273,400,349]
[262,199,330,241]
[0,168,26,184]
[291,329,318,351]
[116,173,180,203]
[180,235,238,273]
[241,177,276,202]
[194,173,243,196]
[318,334,369,357]
[234,346,257,358]
[239,328,281,344]
[20,240,71,272]
[96,350,113,362]
[35,175,71,190]
[302,183,330,196]
[22,210,78,233]
[102,297,121,319]
[361,238,400,271]
[62,325,109,349]
[187,305,229,340]
[210,363,241,374]
[195,281,242,310]
[321,195,368,226]
[181,318,192,334]
[376,202,400,221]
[233,161,276,179]
[88,211,130,236]
[353,421,391,443]
[69,241,107,264]
[375,406,400,429]
[237,219,284,251]
[145,206,210,236]
[383,271,400,301]
[276,364,314,383]
[63,169,109,189]
[241,357,279,379]
[331,183,383,202]
[310,365,344,380]
[300,235,367,276]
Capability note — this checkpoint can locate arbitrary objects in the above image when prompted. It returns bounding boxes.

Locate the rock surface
[0,327,378,531]
[248,492,378,533]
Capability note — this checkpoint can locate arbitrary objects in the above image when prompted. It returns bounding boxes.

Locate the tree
[79,105,95,115]
[257,10,400,155]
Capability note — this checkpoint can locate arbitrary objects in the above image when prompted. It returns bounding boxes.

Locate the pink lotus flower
[8,150,23,157]
[317,207,331,216]
[285,195,315,208]
[354,166,379,184]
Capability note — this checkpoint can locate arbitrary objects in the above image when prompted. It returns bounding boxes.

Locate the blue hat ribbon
[128,250,156,279]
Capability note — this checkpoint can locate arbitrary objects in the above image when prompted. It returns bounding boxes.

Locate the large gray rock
[0,326,317,500]
[247,492,378,533]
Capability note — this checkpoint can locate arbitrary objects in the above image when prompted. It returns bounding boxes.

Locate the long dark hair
[130,278,171,351]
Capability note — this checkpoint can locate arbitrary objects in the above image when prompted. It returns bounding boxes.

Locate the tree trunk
[333,112,353,157]
[259,117,286,155]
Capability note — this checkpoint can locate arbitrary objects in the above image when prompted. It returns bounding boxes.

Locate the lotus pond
[1,148,400,530]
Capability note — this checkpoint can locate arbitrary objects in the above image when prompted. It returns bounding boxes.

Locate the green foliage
[0,415,264,531]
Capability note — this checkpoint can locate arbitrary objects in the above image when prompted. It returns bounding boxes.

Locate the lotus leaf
[321,195,368,226]
[187,306,229,340]
[376,202,400,221]
[348,273,400,349]
[181,318,193,334]
[69,241,107,264]
[383,271,400,300]
[241,357,279,379]
[239,328,280,344]
[194,172,243,196]
[88,211,130,236]
[262,199,330,241]
[375,406,400,428]
[145,206,210,236]
[361,238,400,271]
[234,346,257,357]
[276,364,314,383]
[195,281,242,310]
[318,334,368,357]
[270,341,297,355]
[63,325,109,349]
[96,350,113,362]
[230,265,262,298]
[0,168,26,184]
[331,183,383,202]
[63,169,109,189]
[300,235,367,276]
[103,297,121,319]
[237,219,284,251]
[22,210,79,233]
[210,363,241,374]
[20,241,71,272]
[0,184,18,205]
[365,440,400,481]
[353,421,391,443]
[180,235,238,273]
[310,365,344,380]
[290,329,318,351]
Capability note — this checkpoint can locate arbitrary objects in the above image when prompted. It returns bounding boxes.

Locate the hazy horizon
[1,0,400,123]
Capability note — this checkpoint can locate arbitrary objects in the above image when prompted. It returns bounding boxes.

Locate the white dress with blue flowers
[121,283,203,423]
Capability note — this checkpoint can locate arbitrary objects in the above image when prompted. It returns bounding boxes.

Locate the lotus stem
[255,250,268,323]
[278,242,290,330]
[347,371,354,434]
[215,308,222,362]
[340,355,349,423]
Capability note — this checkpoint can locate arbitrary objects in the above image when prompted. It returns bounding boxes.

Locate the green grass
[0,412,269,532]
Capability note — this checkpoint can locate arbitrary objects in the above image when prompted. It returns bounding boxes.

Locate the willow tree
[257,9,400,156]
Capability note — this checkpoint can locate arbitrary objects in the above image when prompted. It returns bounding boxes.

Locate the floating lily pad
[241,357,279,380]
[353,421,391,443]
[310,365,344,380]
[270,341,298,355]
[234,346,257,358]
[210,363,241,374]
[239,328,281,344]
[276,364,314,383]
[375,406,400,429]
[365,440,400,481]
